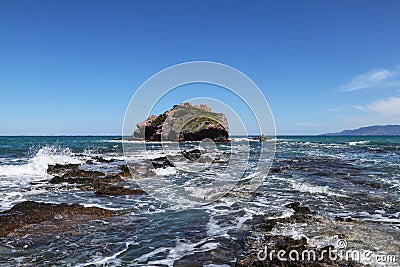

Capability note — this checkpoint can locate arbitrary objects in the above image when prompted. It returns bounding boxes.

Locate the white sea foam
[206,209,252,238]
[0,146,84,211]
[307,235,343,249]
[348,140,370,146]
[265,209,295,220]
[270,223,308,240]
[81,203,125,211]
[289,180,346,197]
[0,188,48,211]
[154,167,176,176]
[76,242,134,267]
[0,145,82,177]
[145,239,219,267]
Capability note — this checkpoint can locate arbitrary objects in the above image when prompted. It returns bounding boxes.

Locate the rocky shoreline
[0,153,385,266]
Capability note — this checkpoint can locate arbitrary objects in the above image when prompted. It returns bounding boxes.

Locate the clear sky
[1,0,400,135]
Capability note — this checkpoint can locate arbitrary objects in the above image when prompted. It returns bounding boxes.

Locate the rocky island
[133,102,229,142]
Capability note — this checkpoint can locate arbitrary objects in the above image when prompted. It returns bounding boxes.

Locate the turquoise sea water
[0,136,399,266]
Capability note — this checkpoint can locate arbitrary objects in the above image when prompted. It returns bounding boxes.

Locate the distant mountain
[322,125,400,136]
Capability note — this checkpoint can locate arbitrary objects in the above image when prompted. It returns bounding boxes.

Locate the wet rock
[62,168,105,178]
[181,149,202,161]
[269,167,282,174]
[334,216,353,222]
[0,201,117,238]
[48,163,124,191]
[95,185,145,195]
[236,203,366,267]
[236,235,365,266]
[48,163,104,179]
[150,156,174,169]
[47,163,81,175]
[225,190,264,198]
[119,163,157,178]
[92,156,115,163]
[118,164,137,178]
[102,174,124,183]
[49,176,67,184]
[260,203,318,232]
[49,174,101,187]
[285,202,314,215]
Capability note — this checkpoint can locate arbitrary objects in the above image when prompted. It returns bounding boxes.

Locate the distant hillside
[322,125,400,136]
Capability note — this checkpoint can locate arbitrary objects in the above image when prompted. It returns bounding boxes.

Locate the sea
[0,136,399,266]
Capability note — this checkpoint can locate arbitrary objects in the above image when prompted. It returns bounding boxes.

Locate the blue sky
[1,0,400,135]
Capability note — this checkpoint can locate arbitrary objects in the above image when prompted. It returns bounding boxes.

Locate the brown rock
[133,102,229,142]
[95,185,145,195]
[0,201,117,238]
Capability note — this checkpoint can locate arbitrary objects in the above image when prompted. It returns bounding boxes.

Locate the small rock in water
[150,156,174,169]
[181,149,202,161]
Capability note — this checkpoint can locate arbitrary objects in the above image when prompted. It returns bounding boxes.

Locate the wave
[76,242,134,267]
[143,239,219,267]
[348,140,370,146]
[154,166,176,176]
[0,188,47,211]
[0,145,82,177]
[289,180,346,197]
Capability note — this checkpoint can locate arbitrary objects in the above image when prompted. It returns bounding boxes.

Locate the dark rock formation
[95,185,145,195]
[47,164,125,192]
[133,102,229,142]
[118,164,134,178]
[181,149,202,161]
[92,156,116,163]
[150,156,175,169]
[0,201,117,238]
[47,163,81,175]
[236,202,366,267]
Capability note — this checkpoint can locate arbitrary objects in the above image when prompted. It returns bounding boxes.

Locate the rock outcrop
[47,163,124,191]
[0,201,117,238]
[133,102,229,142]
[236,202,366,267]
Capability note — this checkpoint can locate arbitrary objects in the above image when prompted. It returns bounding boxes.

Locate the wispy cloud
[340,67,400,92]
[325,107,343,112]
[355,96,400,116]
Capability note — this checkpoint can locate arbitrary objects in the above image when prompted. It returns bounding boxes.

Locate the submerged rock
[133,102,229,142]
[0,201,117,238]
